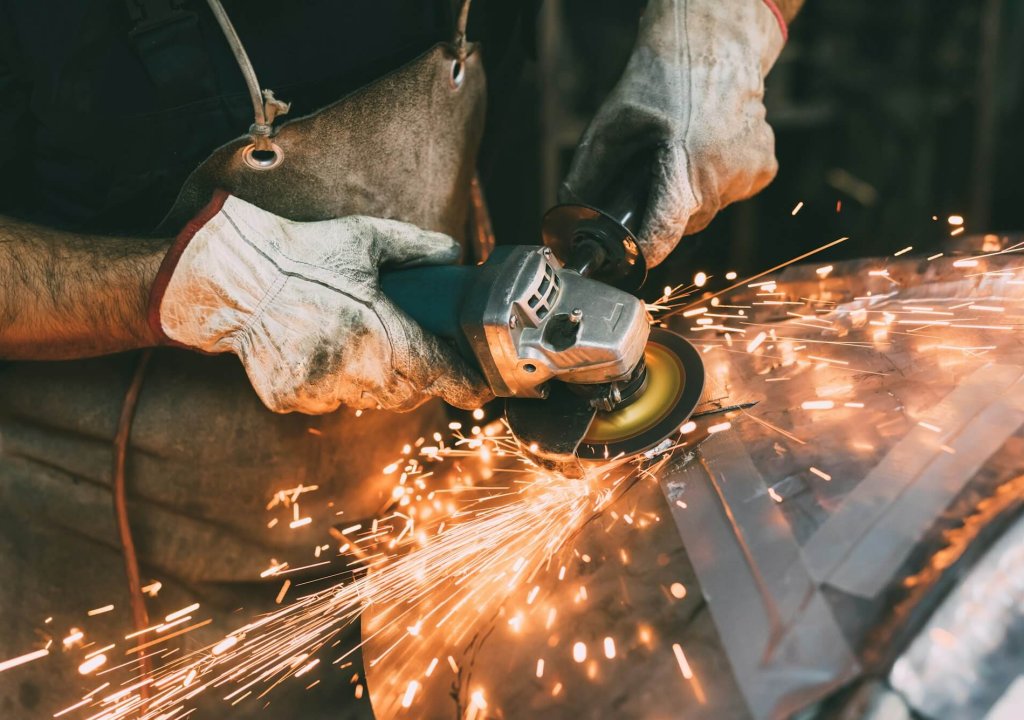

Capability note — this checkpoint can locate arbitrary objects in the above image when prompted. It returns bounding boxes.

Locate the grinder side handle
[588,152,653,238]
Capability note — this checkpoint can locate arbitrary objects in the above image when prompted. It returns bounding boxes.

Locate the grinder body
[381,246,650,403]
[381,156,704,469]
[380,236,703,471]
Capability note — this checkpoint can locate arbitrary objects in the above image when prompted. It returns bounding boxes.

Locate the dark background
[478,0,1024,297]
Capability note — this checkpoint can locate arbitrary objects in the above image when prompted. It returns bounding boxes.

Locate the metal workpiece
[792,681,912,720]
[661,433,860,720]
[656,237,1024,719]
[465,245,649,399]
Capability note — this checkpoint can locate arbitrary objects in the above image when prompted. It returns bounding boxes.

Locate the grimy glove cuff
[148,189,231,348]
[761,0,788,42]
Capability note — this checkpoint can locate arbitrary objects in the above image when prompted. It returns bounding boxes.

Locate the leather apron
[0,4,486,718]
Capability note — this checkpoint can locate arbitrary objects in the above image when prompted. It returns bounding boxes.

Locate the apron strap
[453,0,474,62]
[204,0,291,164]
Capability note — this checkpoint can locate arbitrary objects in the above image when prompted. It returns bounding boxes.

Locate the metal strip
[890,513,1024,718]
[662,432,859,720]
[803,363,1024,597]
[985,676,1024,720]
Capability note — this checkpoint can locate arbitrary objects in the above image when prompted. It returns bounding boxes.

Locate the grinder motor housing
[458,245,649,400]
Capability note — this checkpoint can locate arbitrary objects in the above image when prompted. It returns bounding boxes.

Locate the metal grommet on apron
[449,59,466,90]
[204,0,291,170]
[240,141,284,171]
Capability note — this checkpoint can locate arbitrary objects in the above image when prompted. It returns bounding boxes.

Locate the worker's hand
[561,0,787,267]
[149,192,493,414]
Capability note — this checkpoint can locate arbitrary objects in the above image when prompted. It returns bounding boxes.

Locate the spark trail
[56,435,636,720]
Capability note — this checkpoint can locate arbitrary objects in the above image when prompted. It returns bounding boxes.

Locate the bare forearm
[0,216,167,359]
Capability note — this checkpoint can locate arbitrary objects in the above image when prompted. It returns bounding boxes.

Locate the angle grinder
[381,165,705,475]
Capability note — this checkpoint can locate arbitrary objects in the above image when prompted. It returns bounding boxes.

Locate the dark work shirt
[0,0,457,235]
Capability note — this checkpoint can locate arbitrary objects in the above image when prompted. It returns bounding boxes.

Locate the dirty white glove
[148,192,492,413]
[561,0,787,267]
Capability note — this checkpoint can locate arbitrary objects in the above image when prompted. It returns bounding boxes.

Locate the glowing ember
[801,400,835,410]
[603,637,616,659]
[671,643,693,679]
[401,680,420,708]
[78,655,107,675]
[746,332,767,353]
[0,648,49,674]
[808,467,832,482]
[212,636,239,656]
[165,603,199,623]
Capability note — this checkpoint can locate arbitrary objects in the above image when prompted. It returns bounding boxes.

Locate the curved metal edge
[541,204,648,291]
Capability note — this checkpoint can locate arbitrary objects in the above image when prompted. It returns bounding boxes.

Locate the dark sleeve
[0,3,32,217]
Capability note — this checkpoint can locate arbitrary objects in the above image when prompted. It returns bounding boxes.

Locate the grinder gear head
[459,245,650,400]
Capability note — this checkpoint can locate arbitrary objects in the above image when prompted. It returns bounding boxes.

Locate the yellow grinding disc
[582,339,685,445]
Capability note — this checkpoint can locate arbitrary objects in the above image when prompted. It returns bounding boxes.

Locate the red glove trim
[761,0,788,42]
[147,189,231,345]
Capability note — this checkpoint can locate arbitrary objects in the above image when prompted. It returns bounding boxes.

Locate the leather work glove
[149,192,493,414]
[561,0,787,267]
